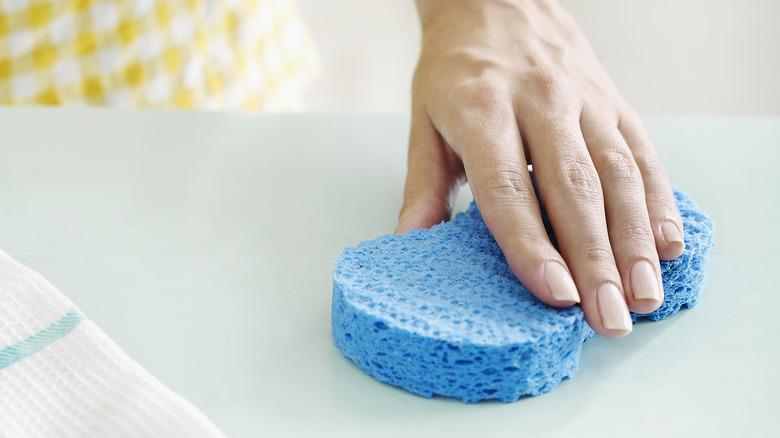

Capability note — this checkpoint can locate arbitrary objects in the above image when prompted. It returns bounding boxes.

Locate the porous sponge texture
[332,189,713,403]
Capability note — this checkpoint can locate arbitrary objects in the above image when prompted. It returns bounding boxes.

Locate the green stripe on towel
[0,309,86,370]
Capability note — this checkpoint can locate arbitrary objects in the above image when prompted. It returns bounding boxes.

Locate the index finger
[434,98,581,308]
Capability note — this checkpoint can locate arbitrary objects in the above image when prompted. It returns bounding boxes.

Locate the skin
[396,0,686,338]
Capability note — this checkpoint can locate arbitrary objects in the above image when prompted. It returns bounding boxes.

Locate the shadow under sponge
[332,189,714,403]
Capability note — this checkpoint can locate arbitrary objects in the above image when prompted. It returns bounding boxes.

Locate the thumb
[396,115,464,234]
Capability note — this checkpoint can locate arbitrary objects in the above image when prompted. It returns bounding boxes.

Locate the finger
[439,102,581,308]
[581,110,663,315]
[527,116,632,338]
[396,113,464,234]
[619,112,685,260]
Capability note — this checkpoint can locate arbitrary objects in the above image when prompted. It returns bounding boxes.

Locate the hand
[396,0,685,338]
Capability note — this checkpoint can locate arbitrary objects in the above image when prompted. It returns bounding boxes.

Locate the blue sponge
[332,189,714,403]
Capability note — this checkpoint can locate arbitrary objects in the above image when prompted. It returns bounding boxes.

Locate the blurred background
[298,0,779,114]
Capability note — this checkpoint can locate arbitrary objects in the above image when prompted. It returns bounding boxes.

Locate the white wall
[297,0,779,114]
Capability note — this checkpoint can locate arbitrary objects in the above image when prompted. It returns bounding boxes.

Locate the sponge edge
[332,189,714,403]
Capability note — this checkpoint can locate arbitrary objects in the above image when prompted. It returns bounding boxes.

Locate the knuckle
[557,156,602,198]
[616,221,652,246]
[635,157,670,188]
[488,168,532,195]
[644,189,674,214]
[526,67,562,93]
[512,235,556,262]
[446,79,507,115]
[481,167,535,205]
[634,154,663,177]
[598,145,640,183]
[523,67,568,106]
[580,240,615,265]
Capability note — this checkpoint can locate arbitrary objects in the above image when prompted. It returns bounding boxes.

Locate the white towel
[0,249,225,437]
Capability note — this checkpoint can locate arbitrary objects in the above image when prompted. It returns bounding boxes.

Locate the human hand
[396,0,685,338]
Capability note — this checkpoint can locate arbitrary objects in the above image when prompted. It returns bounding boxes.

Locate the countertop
[0,108,778,437]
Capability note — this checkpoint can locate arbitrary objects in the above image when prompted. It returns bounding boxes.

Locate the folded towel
[0,250,224,437]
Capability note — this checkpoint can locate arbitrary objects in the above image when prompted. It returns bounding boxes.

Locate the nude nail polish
[597,283,632,331]
[631,260,661,301]
[661,221,684,245]
[544,262,580,303]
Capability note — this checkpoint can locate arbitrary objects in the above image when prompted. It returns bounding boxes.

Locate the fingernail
[597,283,632,331]
[661,221,684,245]
[544,262,580,303]
[630,260,661,301]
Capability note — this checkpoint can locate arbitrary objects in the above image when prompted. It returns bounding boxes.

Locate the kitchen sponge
[332,189,713,403]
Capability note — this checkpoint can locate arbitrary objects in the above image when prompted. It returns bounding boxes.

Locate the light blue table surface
[0,109,778,437]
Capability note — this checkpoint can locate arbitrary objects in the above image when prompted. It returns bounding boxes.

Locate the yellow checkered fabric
[0,0,320,110]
